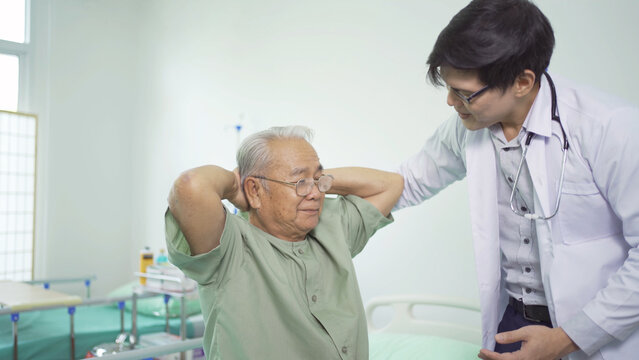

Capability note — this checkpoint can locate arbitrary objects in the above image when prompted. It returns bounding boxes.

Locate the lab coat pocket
[557,181,621,244]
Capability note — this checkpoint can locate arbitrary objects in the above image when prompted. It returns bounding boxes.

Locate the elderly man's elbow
[389,172,404,199]
[169,170,205,209]
[383,173,404,214]
[372,172,404,216]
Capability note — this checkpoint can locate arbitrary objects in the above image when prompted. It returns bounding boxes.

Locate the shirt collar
[522,73,553,138]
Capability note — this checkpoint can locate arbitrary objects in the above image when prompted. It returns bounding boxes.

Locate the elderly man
[165,126,403,360]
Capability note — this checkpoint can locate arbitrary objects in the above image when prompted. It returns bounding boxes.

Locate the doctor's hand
[477,326,579,360]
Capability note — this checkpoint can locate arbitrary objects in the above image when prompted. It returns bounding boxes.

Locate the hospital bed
[88,294,483,359]
[0,277,205,360]
[3,277,481,360]
[366,294,482,359]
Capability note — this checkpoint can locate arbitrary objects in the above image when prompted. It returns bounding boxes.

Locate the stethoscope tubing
[509,72,568,221]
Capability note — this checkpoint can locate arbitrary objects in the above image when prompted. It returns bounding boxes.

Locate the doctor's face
[441,66,520,131]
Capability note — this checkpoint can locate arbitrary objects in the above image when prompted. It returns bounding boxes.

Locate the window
[1,0,35,281]
[0,54,20,111]
[0,0,28,112]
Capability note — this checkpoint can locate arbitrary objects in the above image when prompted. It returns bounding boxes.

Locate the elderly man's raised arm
[324,167,403,217]
[167,165,247,255]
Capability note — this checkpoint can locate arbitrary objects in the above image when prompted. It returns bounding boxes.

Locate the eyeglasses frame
[447,84,491,105]
[251,174,334,197]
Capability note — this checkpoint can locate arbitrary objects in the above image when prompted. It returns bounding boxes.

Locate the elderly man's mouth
[299,209,320,214]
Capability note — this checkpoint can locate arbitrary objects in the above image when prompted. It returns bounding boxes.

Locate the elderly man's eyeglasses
[252,174,334,196]
[447,84,491,105]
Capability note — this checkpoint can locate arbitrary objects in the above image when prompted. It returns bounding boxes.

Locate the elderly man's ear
[244,178,262,210]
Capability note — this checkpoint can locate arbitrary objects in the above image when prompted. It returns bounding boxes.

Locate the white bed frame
[365,295,482,345]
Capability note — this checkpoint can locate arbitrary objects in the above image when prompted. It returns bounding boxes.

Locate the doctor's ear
[513,69,537,97]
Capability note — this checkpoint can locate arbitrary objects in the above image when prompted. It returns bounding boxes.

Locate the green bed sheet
[369,332,481,359]
[0,305,195,360]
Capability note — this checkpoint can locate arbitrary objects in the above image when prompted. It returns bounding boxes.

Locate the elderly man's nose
[306,182,322,198]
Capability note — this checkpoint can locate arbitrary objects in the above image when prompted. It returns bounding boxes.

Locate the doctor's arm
[323,167,404,217]
[168,166,247,255]
[395,115,467,210]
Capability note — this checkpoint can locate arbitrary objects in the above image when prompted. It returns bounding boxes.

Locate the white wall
[131,0,478,305]
[30,0,145,295]
[30,0,639,306]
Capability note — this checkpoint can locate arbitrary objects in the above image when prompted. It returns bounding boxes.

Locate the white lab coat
[396,75,639,359]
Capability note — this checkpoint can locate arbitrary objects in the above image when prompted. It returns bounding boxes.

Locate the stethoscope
[509,71,569,220]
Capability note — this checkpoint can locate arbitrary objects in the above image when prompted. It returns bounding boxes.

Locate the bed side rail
[365,294,481,345]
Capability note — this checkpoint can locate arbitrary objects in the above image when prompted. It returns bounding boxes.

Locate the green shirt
[165,195,392,360]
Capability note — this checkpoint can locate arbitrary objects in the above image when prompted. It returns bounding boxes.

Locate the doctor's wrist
[555,327,580,358]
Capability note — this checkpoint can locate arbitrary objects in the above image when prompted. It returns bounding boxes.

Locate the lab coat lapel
[524,76,554,219]
[525,137,551,217]
[524,75,563,324]
[524,132,556,307]
[466,128,502,348]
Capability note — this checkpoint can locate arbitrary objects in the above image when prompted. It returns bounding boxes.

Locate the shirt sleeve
[562,311,615,356]
[327,194,394,257]
[165,206,245,287]
[394,114,468,211]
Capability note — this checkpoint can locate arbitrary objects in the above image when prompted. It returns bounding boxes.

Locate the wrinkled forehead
[267,138,322,177]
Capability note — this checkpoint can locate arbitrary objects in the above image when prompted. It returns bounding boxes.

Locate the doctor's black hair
[427,0,555,91]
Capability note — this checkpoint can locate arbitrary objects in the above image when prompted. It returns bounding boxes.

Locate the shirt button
[311,295,317,302]
[523,238,530,244]
[341,346,348,354]
[525,288,532,294]
[507,176,513,182]
[520,206,528,212]
[298,249,304,254]
[525,267,531,273]
[503,148,510,152]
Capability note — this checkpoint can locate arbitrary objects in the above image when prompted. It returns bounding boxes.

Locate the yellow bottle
[139,246,154,285]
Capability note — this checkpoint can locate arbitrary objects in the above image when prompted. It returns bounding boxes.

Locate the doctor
[394,0,639,359]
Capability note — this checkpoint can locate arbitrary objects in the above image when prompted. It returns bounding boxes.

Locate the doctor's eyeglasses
[252,174,334,197]
[447,84,491,105]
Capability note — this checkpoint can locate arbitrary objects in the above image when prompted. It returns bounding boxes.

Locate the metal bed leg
[132,291,138,349]
[11,313,19,360]
[118,301,126,334]
[180,296,186,360]
[164,294,170,333]
[84,279,92,299]
[68,306,76,360]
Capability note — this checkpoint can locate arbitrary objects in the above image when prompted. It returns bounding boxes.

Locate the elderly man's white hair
[237,125,314,187]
